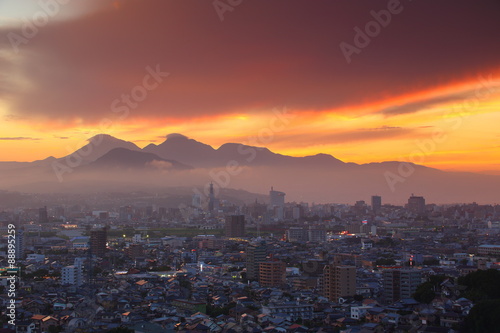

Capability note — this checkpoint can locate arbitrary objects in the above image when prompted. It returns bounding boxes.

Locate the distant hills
[0,133,499,204]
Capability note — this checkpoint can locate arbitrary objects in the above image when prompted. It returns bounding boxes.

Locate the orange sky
[1,73,499,173]
[0,1,499,174]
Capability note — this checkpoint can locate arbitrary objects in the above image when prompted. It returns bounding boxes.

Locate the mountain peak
[165,133,188,140]
[88,133,121,143]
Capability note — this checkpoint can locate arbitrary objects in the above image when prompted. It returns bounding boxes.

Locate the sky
[0,0,499,174]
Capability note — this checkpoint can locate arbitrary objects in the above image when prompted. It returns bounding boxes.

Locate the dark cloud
[0,0,499,123]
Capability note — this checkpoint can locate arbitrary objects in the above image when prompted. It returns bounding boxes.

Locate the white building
[62,265,83,286]
[351,305,373,319]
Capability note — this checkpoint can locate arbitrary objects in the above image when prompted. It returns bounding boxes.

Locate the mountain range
[0,133,498,205]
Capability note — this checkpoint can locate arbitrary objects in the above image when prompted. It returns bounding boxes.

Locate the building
[225,215,245,238]
[38,206,48,223]
[382,268,422,304]
[286,227,307,242]
[61,265,83,286]
[286,226,326,242]
[246,242,267,281]
[259,261,286,287]
[308,226,326,243]
[354,200,367,215]
[269,187,285,221]
[478,244,500,256]
[407,195,426,214]
[15,229,25,260]
[90,228,107,258]
[262,301,314,320]
[171,299,206,315]
[126,244,144,259]
[192,194,202,208]
[323,259,356,302]
[208,182,215,213]
[361,239,374,250]
[371,196,382,213]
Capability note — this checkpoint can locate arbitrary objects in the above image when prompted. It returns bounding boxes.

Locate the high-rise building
[323,259,356,302]
[407,195,426,214]
[269,187,285,221]
[90,228,107,258]
[371,196,382,213]
[62,265,83,286]
[382,268,422,304]
[208,182,215,213]
[119,206,132,221]
[270,187,285,207]
[225,215,246,238]
[38,206,48,223]
[246,242,267,281]
[354,200,367,215]
[259,261,286,287]
[15,229,25,260]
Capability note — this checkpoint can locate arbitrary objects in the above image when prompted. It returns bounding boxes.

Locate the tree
[423,259,440,266]
[458,269,500,302]
[413,282,435,304]
[375,258,396,266]
[413,275,450,304]
[462,299,500,333]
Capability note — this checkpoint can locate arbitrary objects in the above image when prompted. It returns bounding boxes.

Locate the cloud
[376,91,475,116]
[0,137,40,140]
[0,0,499,125]
[270,126,417,148]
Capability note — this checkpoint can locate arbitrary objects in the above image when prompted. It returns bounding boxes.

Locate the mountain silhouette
[0,133,499,204]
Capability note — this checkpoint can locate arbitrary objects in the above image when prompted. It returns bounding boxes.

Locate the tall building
[61,265,83,286]
[208,182,215,213]
[15,229,25,260]
[270,187,285,207]
[354,200,367,215]
[246,242,267,281]
[38,206,48,223]
[269,187,285,221]
[371,196,382,214]
[259,261,286,287]
[407,195,426,214]
[382,268,422,304]
[225,215,246,238]
[323,259,356,302]
[90,228,107,258]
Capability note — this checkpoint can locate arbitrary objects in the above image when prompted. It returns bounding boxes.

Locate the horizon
[0,1,499,175]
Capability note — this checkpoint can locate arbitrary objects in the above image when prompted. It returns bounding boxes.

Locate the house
[15,321,36,333]
[439,312,461,328]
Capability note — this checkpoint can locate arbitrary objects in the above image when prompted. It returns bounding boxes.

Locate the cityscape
[1,186,500,332]
[1,1,500,333]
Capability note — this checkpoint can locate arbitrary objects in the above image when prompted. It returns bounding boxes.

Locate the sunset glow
[0,0,499,175]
